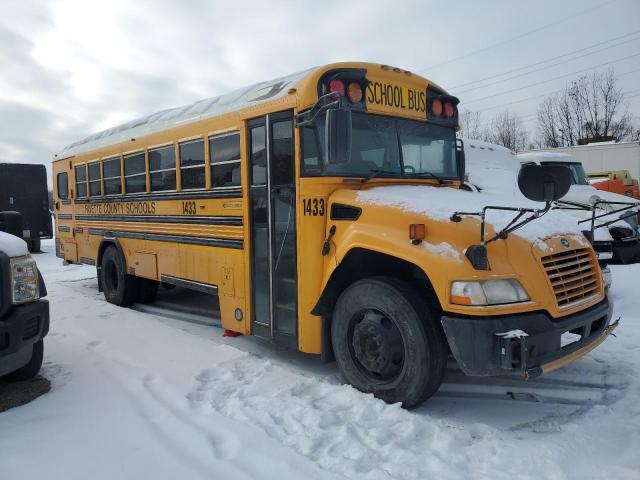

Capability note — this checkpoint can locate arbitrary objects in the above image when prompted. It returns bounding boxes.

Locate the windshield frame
[300,111,459,181]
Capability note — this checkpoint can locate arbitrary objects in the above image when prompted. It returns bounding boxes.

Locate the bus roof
[55,67,315,160]
[54,62,446,161]
[517,151,576,164]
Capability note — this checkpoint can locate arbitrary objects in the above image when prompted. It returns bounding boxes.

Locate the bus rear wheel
[331,277,447,409]
[100,246,139,307]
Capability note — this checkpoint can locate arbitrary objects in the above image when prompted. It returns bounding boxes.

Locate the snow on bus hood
[357,185,585,243]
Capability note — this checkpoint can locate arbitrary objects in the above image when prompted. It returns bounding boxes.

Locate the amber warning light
[409,224,426,244]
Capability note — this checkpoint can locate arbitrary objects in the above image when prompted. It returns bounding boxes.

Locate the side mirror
[325,108,352,165]
[518,163,571,202]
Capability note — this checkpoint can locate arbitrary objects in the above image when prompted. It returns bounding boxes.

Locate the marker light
[328,79,345,96]
[431,98,443,116]
[346,82,363,103]
[409,223,426,241]
[444,102,455,118]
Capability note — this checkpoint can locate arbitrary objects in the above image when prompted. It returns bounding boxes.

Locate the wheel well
[313,248,442,361]
[96,238,126,292]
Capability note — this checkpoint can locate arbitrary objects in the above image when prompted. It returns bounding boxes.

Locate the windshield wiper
[405,171,442,184]
[361,169,401,183]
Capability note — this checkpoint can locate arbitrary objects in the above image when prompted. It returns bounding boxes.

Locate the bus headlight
[451,279,529,306]
[10,255,40,304]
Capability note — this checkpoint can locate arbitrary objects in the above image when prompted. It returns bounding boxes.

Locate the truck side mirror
[518,163,571,202]
[325,108,352,165]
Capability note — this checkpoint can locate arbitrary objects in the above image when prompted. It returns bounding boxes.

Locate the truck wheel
[138,278,158,303]
[331,277,447,409]
[3,340,44,382]
[28,238,41,253]
[100,245,139,307]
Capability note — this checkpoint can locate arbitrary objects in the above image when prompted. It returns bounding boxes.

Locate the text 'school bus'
[52,62,617,408]
[0,163,53,252]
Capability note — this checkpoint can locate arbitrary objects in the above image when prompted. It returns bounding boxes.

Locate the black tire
[100,245,139,306]
[331,277,447,409]
[27,238,41,253]
[138,278,159,303]
[4,340,44,382]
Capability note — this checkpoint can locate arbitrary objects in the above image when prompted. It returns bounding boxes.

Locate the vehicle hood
[0,231,29,257]
[354,184,585,244]
[563,185,640,206]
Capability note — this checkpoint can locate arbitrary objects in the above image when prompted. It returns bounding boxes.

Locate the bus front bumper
[440,295,615,378]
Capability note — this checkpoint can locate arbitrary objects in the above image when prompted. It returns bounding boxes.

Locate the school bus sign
[365,79,428,120]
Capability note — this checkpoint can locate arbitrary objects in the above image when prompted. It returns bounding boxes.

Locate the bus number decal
[303,198,325,216]
[182,200,197,215]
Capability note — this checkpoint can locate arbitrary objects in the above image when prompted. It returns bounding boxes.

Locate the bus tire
[331,277,447,409]
[100,245,139,307]
[3,340,44,382]
[28,238,41,253]
[138,278,158,303]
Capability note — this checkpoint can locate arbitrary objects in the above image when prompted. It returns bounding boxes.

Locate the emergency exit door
[248,111,298,348]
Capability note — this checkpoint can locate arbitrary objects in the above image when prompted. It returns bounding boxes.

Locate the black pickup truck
[0,231,49,381]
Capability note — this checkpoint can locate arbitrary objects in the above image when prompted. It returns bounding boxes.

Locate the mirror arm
[295,92,345,127]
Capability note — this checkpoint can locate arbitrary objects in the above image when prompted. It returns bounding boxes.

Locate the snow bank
[0,231,28,257]
[357,186,584,243]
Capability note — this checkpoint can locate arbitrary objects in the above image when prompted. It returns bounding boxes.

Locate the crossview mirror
[325,108,352,165]
[518,163,571,202]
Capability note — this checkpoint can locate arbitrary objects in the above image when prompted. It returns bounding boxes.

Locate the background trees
[457,69,638,151]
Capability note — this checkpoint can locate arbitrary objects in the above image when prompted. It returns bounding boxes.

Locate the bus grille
[541,248,600,308]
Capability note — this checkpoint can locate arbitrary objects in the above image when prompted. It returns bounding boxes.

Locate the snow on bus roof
[517,151,576,163]
[56,67,315,159]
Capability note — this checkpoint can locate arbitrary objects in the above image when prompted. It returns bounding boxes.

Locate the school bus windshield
[301,112,458,179]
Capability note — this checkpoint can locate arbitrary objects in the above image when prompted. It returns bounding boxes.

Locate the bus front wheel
[100,246,139,307]
[331,277,447,409]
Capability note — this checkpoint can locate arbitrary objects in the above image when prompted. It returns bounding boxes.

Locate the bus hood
[355,185,585,244]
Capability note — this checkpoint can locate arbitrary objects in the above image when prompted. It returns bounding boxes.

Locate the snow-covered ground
[1,240,639,479]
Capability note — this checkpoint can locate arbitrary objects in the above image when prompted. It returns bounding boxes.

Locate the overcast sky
[1,0,639,180]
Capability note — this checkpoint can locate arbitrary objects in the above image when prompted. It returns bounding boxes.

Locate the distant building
[528,141,640,179]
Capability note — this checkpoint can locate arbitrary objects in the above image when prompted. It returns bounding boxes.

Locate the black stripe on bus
[160,274,218,295]
[79,257,96,266]
[88,228,243,249]
[58,226,70,232]
[73,188,242,204]
[57,214,73,220]
[75,214,243,226]
[61,199,72,205]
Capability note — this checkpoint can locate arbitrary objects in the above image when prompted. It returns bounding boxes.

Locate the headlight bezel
[10,255,40,305]
[450,279,530,306]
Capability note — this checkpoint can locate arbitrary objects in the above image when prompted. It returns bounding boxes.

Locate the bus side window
[75,164,87,198]
[88,161,102,197]
[57,172,69,199]
[210,132,241,188]
[149,145,177,192]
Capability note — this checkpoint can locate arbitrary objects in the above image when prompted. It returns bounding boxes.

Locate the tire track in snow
[187,356,491,480]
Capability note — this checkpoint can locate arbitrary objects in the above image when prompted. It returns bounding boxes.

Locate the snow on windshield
[357,185,585,243]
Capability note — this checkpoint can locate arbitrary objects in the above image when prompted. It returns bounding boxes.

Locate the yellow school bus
[52,62,616,407]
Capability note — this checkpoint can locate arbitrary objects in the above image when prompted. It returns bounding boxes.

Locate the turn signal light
[409,223,426,241]
[347,82,363,103]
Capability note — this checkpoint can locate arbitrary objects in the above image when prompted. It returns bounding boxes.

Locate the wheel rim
[348,309,406,386]
[104,259,119,293]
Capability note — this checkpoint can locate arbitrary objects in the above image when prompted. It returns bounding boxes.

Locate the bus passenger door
[248,111,298,348]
